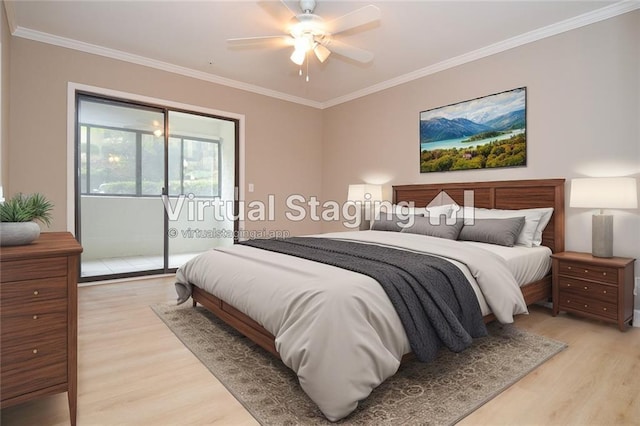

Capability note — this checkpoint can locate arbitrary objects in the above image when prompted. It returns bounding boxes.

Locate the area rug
[151,304,566,425]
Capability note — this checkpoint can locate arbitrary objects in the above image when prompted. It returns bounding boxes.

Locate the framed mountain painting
[419,87,526,173]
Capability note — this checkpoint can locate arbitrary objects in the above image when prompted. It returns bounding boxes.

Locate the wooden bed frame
[192,178,566,359]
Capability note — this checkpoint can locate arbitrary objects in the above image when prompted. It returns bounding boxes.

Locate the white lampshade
[290,48,306,66]
[570,177,638,209]
[314,44,331,63]
[570,177,637,258]
[347,184,382,203]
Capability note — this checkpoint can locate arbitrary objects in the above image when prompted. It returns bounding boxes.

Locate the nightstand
[551,251,635,331]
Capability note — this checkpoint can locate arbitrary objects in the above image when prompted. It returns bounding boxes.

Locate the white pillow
[425,203,456,218]
[526,207,554,246]
[458,207,548,247]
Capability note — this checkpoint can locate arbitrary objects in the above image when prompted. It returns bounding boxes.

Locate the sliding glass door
[76,94,238,280]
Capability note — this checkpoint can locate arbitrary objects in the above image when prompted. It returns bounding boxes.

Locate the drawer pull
[584,286,588,290]
[32,349,38,354]
[33,290,39,296]
[603,290,607,294]
[33,315,38,320]
[567,266,572,270]
[603,308,607,311]
[584,304,588,308]
[584,269,589,273]
[603,272,607,276]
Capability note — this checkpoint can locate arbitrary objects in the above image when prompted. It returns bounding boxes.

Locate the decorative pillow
[371,213,416,232]
[458,217,526,247]
[400,216,464,240]
[459,207,543,247]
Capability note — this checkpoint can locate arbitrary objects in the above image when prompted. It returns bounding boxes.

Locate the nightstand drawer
[559,294,617,320]
[0,276,68,306]
[558,277,617,303]
[1,257,68,282]
[557,261,617,284]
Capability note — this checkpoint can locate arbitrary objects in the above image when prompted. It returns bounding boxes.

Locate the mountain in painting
[420,117,492,143]
[483,109,525,131]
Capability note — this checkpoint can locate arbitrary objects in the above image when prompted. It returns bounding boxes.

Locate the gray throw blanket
[240,237,487,362]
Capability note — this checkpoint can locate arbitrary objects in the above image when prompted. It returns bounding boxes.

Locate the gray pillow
[370,213,416,232]
[400,216,464,240]
[458,217,526,247]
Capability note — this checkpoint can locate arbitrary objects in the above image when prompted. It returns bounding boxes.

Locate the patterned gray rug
[151,304,566,425]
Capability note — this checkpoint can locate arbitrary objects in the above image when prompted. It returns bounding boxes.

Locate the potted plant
[0,193,53,246]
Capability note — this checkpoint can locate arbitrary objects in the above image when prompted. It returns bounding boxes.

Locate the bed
[175,178,565,421]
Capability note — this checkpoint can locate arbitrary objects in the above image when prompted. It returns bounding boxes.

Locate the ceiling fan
[228,0,381,70]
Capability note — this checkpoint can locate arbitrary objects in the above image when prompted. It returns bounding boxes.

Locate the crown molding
[8,1,639,110]
[3,0,18,34]
[11,26,323,109]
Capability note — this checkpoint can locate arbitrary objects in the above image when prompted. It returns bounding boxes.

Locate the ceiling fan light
[290,48,306,66]
[314,44,331,63]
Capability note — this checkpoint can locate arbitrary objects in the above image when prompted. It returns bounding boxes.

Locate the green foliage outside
[420,133,526,173]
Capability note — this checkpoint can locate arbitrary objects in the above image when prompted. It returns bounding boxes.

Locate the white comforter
[174,231,527,421]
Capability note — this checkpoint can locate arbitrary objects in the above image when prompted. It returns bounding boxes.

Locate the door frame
[66,82,245,276]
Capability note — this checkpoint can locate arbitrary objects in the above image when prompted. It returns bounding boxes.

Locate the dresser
[0,232,82,425]
[551,251,635,331]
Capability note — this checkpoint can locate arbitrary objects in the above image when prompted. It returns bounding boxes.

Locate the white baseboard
[634,310,640,328]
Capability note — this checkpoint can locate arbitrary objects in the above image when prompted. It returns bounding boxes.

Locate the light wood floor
[2,277,639,425]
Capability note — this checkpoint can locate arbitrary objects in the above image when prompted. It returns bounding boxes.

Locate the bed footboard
[191,286,278,357]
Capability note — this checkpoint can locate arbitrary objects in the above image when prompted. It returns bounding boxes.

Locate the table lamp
[347,184,383,230]
[570,177,638,257]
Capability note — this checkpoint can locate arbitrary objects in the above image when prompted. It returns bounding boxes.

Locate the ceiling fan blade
[325,39,374,63]
[227,35,294,47]
[314,44,331,63]
[258,0,297,25]
[326,5,381,35]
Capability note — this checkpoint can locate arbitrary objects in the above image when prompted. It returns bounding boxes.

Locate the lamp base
[592,214,613,258]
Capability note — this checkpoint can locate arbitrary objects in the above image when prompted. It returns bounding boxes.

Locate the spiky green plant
[0,193,53,226]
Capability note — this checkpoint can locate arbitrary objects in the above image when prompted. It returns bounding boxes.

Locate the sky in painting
[420,88,525,124]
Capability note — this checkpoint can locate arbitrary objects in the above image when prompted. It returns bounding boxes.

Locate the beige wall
[1,2,9,193]
[322,12,640,271]
[8,37,324,237]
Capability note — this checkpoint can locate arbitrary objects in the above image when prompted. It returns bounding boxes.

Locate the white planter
[0,222,41,246]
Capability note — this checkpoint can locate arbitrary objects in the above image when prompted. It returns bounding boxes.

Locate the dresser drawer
[558,293,617,320]
[1,311,67,342]
[1,276,67,307]
[557,261,617,284]
[1,326,67,364]
[0,352,67,401]
[1,257,68,282]
[557,277,617,303]
[1,330,67,400]
[0,296,67,317]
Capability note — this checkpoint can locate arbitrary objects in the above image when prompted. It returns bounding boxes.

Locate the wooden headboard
[393,178,565,253]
